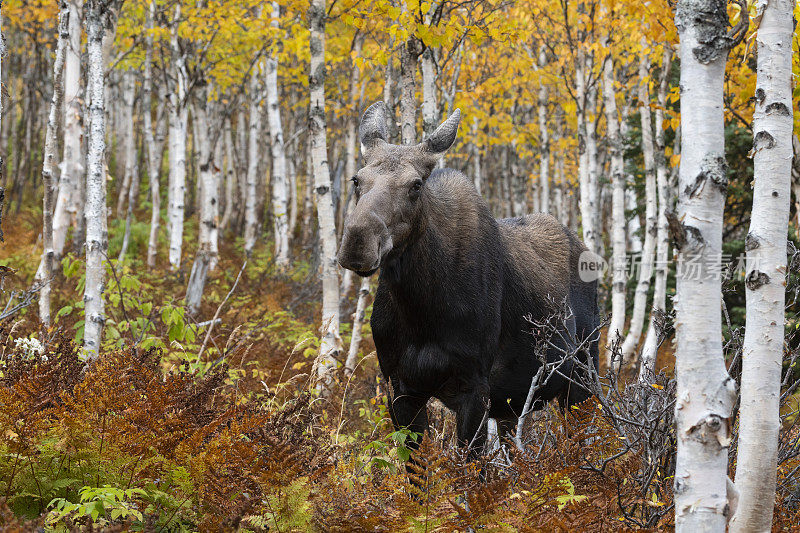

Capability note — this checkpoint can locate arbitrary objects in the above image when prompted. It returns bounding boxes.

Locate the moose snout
[338,225,383,275]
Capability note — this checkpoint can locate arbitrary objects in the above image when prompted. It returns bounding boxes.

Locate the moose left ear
[423,109,461,154]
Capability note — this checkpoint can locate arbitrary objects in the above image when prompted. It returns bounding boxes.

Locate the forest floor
[0,207,798,532]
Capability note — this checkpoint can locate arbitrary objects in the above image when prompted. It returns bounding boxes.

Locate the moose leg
[388,387,429,449]
[455,391,490,458]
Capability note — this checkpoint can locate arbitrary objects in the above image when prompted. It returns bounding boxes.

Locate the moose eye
[410,180,423,194]
[350,176,360,188]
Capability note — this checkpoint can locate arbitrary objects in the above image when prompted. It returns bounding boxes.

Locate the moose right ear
[359,102,389,155]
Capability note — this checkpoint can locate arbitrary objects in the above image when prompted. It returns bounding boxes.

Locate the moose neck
[378,172,496,315]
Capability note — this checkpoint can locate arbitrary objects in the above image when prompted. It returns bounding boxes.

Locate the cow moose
[338,102,600,456]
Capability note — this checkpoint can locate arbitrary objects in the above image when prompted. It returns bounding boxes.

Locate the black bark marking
[666,210,705,251]
[685,155,728,197]
[745,232,760,251]
[746,270,770,290]
[752,131,776,154]
[765,102,791,116]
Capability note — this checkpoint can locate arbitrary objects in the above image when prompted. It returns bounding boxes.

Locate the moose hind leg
[455,391,490,458]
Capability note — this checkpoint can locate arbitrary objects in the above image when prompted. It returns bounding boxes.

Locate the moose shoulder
[338,102,600,454]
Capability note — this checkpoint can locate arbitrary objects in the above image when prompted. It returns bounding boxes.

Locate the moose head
[338,102,461,276]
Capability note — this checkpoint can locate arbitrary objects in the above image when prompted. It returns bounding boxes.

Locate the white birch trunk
[117,70,138,260]
[399,27,419,146]
[344,276,370,375]
[185,92,218,314]
[115,70,135,218]
[38,0,69,327]
[84,0,110,357]
[266,1,289,267]
[537,45,549,214]
[730,0,793,529]
[673,1,737,528]
[167,4,187,270]
[471,116,482,195]
[602,46,626,363]
[309,0,341,391]
[641,48,673,380]
[576,50,599,254]
[420,53,436,137]
[52,0,83,258]
[220,120,236,232]
[621,45,658,362]
[244,64,263,255]
[144,0,164,269]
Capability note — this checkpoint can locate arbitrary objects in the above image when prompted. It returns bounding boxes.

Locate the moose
[338,102,600,456]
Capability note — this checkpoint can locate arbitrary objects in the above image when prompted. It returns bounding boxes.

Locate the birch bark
[673,1,737,528]
[731,0,793,528]
[537,45,549,214]
[621,45,658,362]
[266,1,289,267]
[344,277,370,375]
[38,0,69,327]
[167,3,187,270]
[52,0,83,257]
[602,45,626,364]
[309,0,341,391]
[244,64,263,256]
[84,0,110,357]
[145,0,165,269]
[641,48,673,379]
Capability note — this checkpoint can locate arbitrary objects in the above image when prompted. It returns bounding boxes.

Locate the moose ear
[424,109,461,154]
[359,102,389,155]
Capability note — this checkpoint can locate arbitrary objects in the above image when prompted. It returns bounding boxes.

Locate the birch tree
[672,0,739,528]
[243,63,263,256]
[37,0,69,327]
[167,3,188,270]
[537,45,549,214]
[620,44,657,362]
[309,0,341,390]
[185,88,219,314]
[731,0,793,528]
[52,0,83,258]
[84,0,112,357]
[117,70,139,260]
[144,0,165,269]
[266,1,289,268]
[602,43,626,360]
[344,277,370,375]
[640,48,673,379]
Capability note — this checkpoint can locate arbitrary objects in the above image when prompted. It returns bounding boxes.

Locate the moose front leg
[387,385,429,451]
[455,391,491,459]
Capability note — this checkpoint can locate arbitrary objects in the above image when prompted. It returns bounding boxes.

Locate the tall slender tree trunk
[640,48,673,379]
[602,45,626,364]
[52,0,83,258]
[345,276,370,375]
[673,1,737,529]
[38,0,69,327]
[115,70,135,218]
[118,70,139,260]
[576,51,599,254]
[244,64,263,256]
[621,45,657,362]
[309,0,341,391]
[731,0,793,528]
[84,0,110,357]
[266,2,289,267]
[145,0,164,269]
[167,4,187,270]
[220,119,236,232]
[470,116,482,195]
[399,29,420,145]
[185,92,219,314]
[537,45,549,214]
